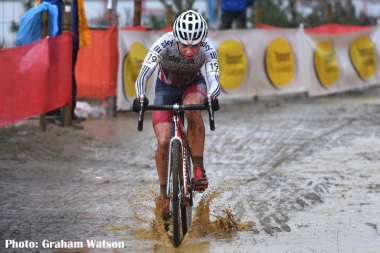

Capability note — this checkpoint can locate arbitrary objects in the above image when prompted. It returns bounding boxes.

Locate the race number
[143,51,161,69]
[205,60,219,76]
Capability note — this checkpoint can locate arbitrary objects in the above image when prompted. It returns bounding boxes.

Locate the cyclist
[133,10,221,217]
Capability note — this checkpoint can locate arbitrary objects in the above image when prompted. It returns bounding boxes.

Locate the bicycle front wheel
[171,139,182,247]
[181,142,193,235]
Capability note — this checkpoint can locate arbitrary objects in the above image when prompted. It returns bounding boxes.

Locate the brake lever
[137,99,145,131]
[207,96,215,131]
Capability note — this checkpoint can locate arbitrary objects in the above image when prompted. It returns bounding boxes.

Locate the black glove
[132,97,149,113]
[203,97,220,111]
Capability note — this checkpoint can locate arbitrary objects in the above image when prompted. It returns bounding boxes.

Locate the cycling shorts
[152,75,207,126]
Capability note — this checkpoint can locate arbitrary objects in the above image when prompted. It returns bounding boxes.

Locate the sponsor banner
[117,26,380,109]
[242,28,307,96]
[303,27,380,97]
[117,28,307,109]
[207,31,254,101]
[209,28,307,99]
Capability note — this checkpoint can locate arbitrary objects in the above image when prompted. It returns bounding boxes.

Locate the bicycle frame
[165,111,192,202]
[138,102,214,200]
[136,100,215,247]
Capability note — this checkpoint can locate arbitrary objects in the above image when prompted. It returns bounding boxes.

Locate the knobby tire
[181,143,192,235]
[171,139,182,247]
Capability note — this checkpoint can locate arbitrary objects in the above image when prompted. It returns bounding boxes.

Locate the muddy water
[1,88,380,252]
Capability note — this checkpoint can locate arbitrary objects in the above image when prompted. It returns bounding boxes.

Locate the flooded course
[1,87,380,252]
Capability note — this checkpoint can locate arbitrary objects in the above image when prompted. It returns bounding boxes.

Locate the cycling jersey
[135,32,221,99]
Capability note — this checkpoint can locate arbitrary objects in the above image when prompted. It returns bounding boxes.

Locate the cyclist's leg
[182,75,207,153]
[153,78,182,215]
[183,91,205,157]
[153,123,172,188]
[182,80,209,191]
[153,111,172,218]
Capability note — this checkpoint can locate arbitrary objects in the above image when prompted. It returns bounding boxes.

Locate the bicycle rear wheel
[171,139,182,247]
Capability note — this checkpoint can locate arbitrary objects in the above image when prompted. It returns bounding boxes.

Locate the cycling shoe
[193,166,208,191]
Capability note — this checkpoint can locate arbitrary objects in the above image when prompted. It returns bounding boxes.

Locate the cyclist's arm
[135,49,161,98]
[204,59,221,98]
[203,39,221,98]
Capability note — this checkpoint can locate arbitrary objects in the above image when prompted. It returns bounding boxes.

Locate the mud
[1,86,380,252]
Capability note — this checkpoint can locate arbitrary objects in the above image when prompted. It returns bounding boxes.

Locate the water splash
[127,185,253,249]
[184,188,252,243]
[126,186,173,248]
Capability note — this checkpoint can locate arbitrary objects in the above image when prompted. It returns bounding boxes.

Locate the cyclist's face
[178,42,201,60]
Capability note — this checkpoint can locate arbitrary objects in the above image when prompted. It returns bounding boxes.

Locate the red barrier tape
[0,34,72,128]
[257,23,373,34]
[305,23,373,34]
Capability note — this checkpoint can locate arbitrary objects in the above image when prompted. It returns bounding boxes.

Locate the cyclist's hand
[132,96,149,113]
[203,96,220,111]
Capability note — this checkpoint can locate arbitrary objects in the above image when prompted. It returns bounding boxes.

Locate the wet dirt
[1,86,380,252]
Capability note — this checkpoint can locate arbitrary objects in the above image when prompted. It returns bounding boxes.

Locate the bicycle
[136,96,216,247]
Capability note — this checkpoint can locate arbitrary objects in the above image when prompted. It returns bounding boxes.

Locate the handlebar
[137,103,215,132]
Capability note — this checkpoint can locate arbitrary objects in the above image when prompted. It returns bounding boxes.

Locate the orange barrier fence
[0,34,72,128]
[76,26,118,99]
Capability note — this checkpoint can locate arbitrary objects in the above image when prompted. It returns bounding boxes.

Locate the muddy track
[1,88,380,252]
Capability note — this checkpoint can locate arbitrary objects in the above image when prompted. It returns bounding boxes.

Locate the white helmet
[173,10,208,45]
